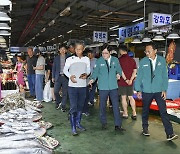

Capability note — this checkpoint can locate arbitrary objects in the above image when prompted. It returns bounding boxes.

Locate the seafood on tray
[38,135,59,149]
[0,139,52,153]
[0,108,41,123]
[25,100,43,108]
[0,124,45,135]
[0,93,25,113]
[37,121,53,129]
[0,148,52,154]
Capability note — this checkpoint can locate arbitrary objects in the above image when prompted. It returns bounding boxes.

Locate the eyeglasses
[144,50,153,54]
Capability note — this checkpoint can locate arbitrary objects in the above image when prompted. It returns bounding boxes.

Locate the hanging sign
[93,31,108,43]
[148,13,172,32]
[118,22,144,43]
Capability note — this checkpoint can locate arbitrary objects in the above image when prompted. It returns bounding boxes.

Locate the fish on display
[0,147,52,154]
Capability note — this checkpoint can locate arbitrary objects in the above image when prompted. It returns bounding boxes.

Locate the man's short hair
[34,48,41,55]
[27,46,33,51]
[68,43,75,48]
[118,44,128,52]
[59,44,67,50]
[75,42,85,48]
[145,42,157,50]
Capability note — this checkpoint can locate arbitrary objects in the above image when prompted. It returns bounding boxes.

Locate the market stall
[0,93,59,153]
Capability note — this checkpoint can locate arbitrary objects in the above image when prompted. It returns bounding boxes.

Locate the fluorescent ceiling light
[132,17,144,23]
[131,38,142,44]
[0,23,11,30]
[0,30,10,36]
[63,41,67,43]
[137,0,144,3]
[172,20,180,24]
[47,40,49,42]
[36,33,40,37]
[0,0,11,5]
[110,34,117,37]
[58,35,62,37]
[59,7,70,16]
[167,33,180,39]
[0,12,11,21]
[100,12,112,18]
[41,28,46,33]
[52,38,55,40]
[80,23,87,28]
[67,30,72,34]
[110,28,119,31]
[48,20,55,26]
[109,25,119,30]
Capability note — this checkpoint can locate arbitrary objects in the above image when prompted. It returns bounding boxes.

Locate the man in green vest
[89,43,126,131]
[135,42,178,141]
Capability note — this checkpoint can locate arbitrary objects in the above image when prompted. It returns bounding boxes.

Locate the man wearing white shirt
[64,42,90,136]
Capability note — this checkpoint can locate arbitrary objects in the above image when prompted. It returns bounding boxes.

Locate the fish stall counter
[0,69,18,99]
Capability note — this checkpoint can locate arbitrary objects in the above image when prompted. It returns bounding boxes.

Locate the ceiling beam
[151,0,180,4]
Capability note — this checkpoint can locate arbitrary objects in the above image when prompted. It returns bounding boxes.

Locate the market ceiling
[8,0,180,47]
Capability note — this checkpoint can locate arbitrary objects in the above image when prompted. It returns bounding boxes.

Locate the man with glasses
[89,43,126,132]
[135,42,178,141]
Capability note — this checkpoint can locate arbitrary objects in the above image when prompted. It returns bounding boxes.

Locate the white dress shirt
[149,55,157,71]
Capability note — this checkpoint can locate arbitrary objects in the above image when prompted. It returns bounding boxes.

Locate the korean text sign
[148,13,172,32]
[93,31,108,43]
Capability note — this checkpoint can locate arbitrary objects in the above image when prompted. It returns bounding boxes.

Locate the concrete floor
[41,101,180,154]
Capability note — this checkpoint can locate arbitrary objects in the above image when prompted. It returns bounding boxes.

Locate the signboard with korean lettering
[93,31,108,43]
[118,22,144,43]
[148,13,172,32]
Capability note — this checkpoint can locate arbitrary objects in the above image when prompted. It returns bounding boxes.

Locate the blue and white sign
[93,31,108,43]
[118,22,145,43]
[148,13,172,32]
[10,47,27,53]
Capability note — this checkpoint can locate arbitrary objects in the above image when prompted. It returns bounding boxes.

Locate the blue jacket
[52,55,68,81]
[90,56,122,90]
[135,55,168,93]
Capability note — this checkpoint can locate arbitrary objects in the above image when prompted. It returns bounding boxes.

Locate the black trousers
[142,92,174,136]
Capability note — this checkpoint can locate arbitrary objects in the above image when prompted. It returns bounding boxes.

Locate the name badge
[100,64,105,66]
[157,62,161,66]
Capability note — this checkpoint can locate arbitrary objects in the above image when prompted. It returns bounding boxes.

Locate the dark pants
[89,81,97,103]
[83,86,89,113]
[99,89,122,126]
[27,74,36,96]
[83,81,97,113]
[142,92,174,136]
[35,74,44,101]
[68,87,86,114]
[54,75,68,107]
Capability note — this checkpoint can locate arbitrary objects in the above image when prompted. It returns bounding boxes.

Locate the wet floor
[42,101,180,154]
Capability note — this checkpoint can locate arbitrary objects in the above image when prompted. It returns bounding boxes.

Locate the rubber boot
[76,111,86,131]
[70,113,78,136]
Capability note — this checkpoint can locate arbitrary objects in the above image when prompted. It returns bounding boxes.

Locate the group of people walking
[15,41,178,141]
[58,42,177,141]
